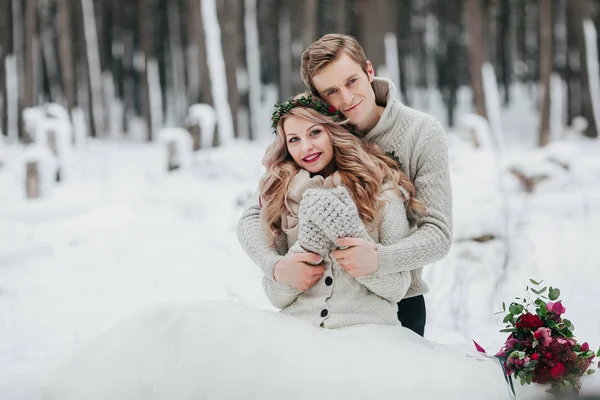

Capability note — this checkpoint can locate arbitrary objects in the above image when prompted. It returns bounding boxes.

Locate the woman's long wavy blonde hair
[260,102,425,244]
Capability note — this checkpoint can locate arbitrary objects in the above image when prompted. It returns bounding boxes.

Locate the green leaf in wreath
[503,314,514,324]
[548,287,560,301]
[529,279,540,286]
[588,369,596,375]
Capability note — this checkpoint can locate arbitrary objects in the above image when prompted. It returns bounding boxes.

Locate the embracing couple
[238,33,452,335]
[42,35,516,400]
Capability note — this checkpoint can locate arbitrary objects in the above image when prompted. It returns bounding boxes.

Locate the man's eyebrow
[320,74,359,94]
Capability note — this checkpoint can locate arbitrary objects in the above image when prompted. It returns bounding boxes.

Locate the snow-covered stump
[158,128,193,172]
[459,114,495,150]
[22,106,46,144]
[188,104,217,148]
[23,145,57,199]
[33,117,73,182]
[186,118,202,151]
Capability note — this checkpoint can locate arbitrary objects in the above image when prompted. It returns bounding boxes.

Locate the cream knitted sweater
[263,170,411,328]
[238,78,452,300]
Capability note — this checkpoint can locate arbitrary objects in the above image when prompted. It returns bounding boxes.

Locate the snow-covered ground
[1,94,600,398]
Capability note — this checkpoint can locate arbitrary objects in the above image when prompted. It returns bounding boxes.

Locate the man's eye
[348,78,356,85]
[326,89,336,96]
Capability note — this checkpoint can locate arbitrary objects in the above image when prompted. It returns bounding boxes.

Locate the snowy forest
[1,0,599,145]
[2,1,600,399]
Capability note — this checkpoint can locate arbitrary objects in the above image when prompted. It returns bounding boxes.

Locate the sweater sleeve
[354,191,411,303]
[377,119,453,274]
[237,190,285,281]
[262,243,303,309]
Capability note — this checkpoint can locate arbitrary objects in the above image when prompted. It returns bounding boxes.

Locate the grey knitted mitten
[294,194,334,257]
[300,186,367,244]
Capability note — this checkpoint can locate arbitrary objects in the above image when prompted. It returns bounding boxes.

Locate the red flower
[580,342,590,352]
[327,105,336,113]
[531,353,540,361]
[551,362,565,379]
[545,352,553,359]
[516,313,544,330]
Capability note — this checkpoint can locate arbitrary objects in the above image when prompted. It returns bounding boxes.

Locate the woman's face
[283,115,335,176]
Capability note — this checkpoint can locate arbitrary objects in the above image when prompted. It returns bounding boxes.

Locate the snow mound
[40,300,513,400]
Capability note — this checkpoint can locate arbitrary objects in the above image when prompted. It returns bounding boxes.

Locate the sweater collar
[362,78,405,148]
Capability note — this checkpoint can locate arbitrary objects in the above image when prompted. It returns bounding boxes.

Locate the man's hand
[333,237,378,277]
[273,252,324,291]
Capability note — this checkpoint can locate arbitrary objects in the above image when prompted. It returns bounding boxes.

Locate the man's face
[311,53,376,130]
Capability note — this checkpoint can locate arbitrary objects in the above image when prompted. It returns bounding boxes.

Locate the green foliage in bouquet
[496,279,599,397]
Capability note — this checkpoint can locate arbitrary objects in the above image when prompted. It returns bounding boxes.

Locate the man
[238,34,452,336]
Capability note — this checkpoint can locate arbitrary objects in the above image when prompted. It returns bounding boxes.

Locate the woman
[258,92,426,329]
[39,96,516,400]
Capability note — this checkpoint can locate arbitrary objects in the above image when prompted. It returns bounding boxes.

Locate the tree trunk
[571,0,598,137]
[278,0,292,101]
[538,0,553,146]
[303,0,319,48]
[167,0,187,125]
[396,0,412,105]
[219,0,240,137]
[138,0,153,141]
[57,0,76,113]
[464,0,488,118]
[187,0,201,105]
[355,0,393,72]
[39,0,63,104]
[24,0,39,109]
[498,0,511,105]
[197,0,213,106]
[1,0,12,137]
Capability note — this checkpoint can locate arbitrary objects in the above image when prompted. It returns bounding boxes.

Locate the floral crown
[271,95,345,134]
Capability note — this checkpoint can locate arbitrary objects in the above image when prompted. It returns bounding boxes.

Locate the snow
[201,0,234,145]
[2,88,600,398]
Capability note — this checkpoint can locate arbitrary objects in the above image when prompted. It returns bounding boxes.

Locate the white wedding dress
[39,300,518,400]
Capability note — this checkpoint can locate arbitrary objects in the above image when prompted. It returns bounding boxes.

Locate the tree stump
[188,123,202,151]
[47,130,62,181]
[167,141,179,172]
[26,161,40,199]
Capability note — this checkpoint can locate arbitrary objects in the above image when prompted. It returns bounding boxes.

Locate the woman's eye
[288,137,298,143]
[310,130,321,136]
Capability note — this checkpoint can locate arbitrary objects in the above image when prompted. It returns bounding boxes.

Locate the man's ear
[366,60,375,82]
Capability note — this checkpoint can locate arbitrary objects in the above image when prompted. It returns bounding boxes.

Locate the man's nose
[340,87,354,105]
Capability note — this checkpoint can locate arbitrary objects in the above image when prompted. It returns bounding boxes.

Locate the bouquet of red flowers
[496,279,599,396]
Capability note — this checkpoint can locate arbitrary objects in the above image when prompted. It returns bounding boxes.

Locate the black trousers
[397,295,426,336]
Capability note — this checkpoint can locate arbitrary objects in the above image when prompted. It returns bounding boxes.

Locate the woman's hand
[273,251,324,291]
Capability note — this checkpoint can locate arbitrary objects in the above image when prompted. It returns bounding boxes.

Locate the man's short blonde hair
[301,34,369,96]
